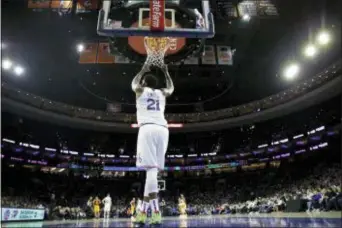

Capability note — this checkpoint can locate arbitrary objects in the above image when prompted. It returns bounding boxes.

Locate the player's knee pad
[145,168,158,194]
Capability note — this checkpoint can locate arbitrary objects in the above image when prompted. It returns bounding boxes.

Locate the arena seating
[2,155,341,220]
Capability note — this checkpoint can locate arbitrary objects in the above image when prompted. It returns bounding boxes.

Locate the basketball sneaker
[134,211,147,224]
[150,211,162,225]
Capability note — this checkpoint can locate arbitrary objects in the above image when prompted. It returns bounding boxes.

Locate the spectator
[1,163,341,219]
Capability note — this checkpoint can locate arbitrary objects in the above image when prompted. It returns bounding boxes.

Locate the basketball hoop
[144,37,171,68]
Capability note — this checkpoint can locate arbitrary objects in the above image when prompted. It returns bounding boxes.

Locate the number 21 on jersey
[147,98,160,111]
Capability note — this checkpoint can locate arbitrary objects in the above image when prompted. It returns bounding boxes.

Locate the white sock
[150,198,160,213]
[137,199,142,211]
[141,201,150,213]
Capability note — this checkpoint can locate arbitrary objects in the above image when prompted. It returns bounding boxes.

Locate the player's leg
[141,183,151,213]
[146,167,159,218]
[104,208,109,219]
[135,125,157,224]
[137,199,142,213]
[150,126,169,225]
[135,177,152,224]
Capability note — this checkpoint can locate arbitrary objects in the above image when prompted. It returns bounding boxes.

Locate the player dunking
[131,63,174,225]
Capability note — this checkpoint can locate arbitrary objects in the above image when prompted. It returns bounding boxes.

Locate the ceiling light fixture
[304,44,317,57]
[242,14,251,21]
[2,59,13,70]
[14,66,24,76]
[284,63,300,80]
[317,31,331,45]
[77,44,85,52]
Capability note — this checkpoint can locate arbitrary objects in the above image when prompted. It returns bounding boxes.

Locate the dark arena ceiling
[1,0,341,116]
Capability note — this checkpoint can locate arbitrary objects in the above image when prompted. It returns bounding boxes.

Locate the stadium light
[284,63,300,80]
[2,59,13,70]
[317,31,330,45]
[14,66,24,76]
[242,14,251,21]
[303,44,317,57]
[77,44,84,52]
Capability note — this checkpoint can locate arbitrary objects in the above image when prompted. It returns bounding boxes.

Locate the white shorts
[136,124,169,170]
[104,205,111,212]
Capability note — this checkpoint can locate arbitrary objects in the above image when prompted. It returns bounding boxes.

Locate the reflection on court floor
[3,212,341,228]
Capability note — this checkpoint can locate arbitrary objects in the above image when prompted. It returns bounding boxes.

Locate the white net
[144,37,171,68]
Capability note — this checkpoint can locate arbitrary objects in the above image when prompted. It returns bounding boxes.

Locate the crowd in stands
[2,150,341,221]
[159,164,341,216]
[1,196,44,210]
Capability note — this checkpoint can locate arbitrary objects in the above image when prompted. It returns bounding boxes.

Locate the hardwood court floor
[2,212,341,227]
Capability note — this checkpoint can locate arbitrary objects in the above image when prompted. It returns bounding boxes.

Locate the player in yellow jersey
[130,198,136,217]
[178,194,187,216]
[93,196,101,218]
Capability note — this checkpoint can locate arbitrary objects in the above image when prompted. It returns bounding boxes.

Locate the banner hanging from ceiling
[79,43,98,64]
[78,42,233,66]
[97,43,115,64]
[216,46,233,65]
[76,0,99,14]
[113,54,131,64]
[28,0,51,10]
[107,103,122,113]
[184,55,199,65]
[50,0,73,9]
[201,45,216,65]
[27,0,96,14]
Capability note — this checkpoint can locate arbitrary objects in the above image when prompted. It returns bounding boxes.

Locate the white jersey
[103,196,112,207]
[136,87,167,126]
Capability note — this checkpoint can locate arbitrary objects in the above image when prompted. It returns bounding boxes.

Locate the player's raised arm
[131,64,150,94]
[161,64,174,97]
